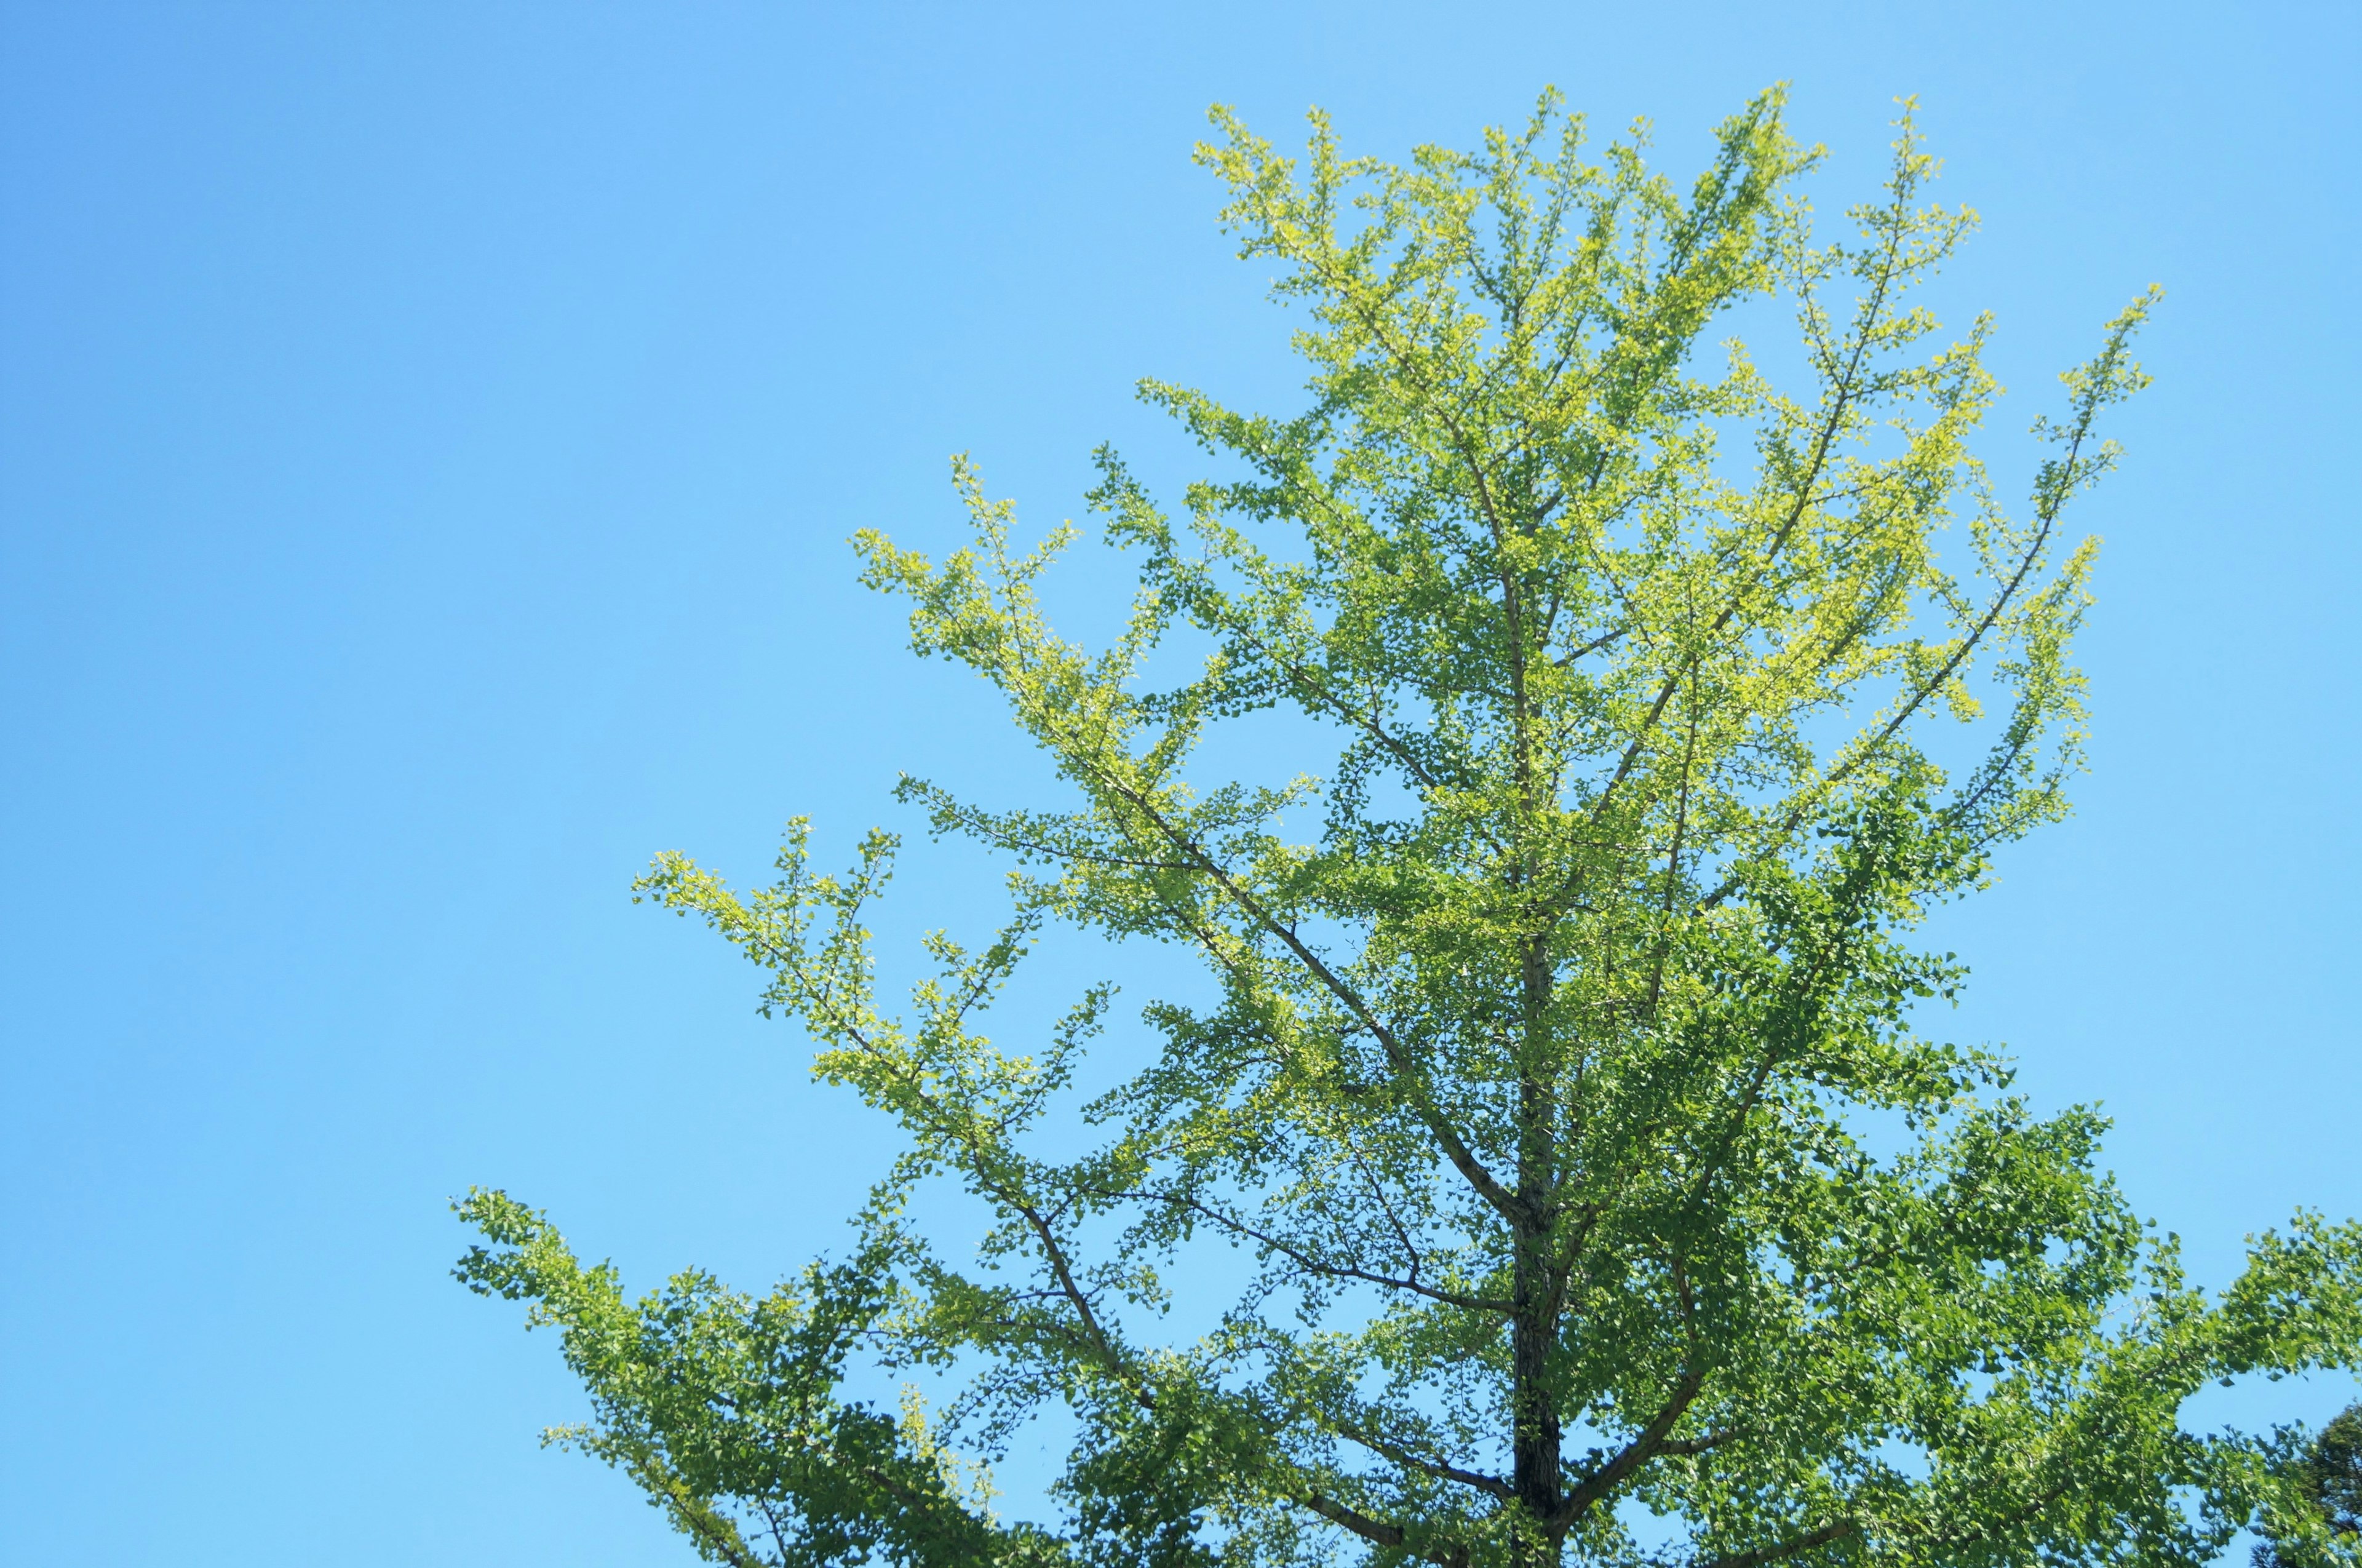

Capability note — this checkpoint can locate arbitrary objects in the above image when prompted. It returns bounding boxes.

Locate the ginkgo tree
[456,88,2362,1568]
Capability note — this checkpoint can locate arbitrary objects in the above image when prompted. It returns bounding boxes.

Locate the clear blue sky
[2,3,2355,1562]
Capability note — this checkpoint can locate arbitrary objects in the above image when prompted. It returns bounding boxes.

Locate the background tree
[2256,1405,2362,1568]
[458,89,2362,1568]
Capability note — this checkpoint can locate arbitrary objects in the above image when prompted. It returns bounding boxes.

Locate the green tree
[2256,1405,2362,1568]
[457,89,2362,1568]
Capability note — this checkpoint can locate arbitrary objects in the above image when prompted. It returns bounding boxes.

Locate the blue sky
[2,2,2356,1562]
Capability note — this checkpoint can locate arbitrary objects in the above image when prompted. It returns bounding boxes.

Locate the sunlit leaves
[458,89,2360,1568]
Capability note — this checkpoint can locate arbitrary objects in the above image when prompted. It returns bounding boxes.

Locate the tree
[456,89,2362,1568]
[2257,1405,2362,1568]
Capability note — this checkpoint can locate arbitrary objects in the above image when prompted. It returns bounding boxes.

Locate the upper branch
[1131,1187,1514,1315]
[1687,1519,1859,1568]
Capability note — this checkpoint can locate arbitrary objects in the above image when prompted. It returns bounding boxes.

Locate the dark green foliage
[2257,1406,2362,1568]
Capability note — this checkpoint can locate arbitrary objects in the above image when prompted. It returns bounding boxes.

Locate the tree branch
[1553,1366,1705,1524]
[1131,1188,1514,1314]
[1297,1490,1472,1568]
[1091,767,1537,1233]
[1688,1518,1858,1568]
[1329,1420,1517,1502]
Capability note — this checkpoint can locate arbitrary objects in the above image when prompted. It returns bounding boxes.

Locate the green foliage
[2256,1405,2362,1568]
[457,89,2362,1568]
[453,1190,1068,1567]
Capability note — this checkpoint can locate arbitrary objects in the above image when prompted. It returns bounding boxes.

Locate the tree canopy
[458,87,2362,1568]
[2256,1404,2362,1568]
